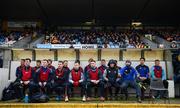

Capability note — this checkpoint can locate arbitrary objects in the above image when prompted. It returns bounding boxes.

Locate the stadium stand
[42,30,151,48]
[0,31,31,47]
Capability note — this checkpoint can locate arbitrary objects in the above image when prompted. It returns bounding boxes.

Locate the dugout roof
[0,0,180,25]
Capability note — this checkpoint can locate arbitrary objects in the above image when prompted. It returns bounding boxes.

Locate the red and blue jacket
[16,66,33,81]
[34,66,52,83]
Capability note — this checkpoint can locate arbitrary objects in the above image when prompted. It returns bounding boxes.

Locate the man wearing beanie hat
[119,60,142,103]
[103,59,120,100]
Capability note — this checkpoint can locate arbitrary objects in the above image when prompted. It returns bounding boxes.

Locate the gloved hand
[73,82,79,87]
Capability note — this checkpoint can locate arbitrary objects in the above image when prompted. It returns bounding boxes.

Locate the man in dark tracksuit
[33,59,52,95]
[119,60,142,103]
[86,60,105,101]
[15,59,25,77]
[63,60,71,83]
[15,58,33,101]
[68,60,86,101]
[136,58,150,100]
[53,61,69,102]
[33,60,41,78]
[84,58,94,73]
[33,60,41,72]
[103,59,120,100]
[114,60,121,70]
[98,59,107,74]
[64,60,70,72]
[48,59,56,74]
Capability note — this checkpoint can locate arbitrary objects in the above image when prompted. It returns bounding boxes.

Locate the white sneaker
[65,96,69,102]
[82,95,86,102]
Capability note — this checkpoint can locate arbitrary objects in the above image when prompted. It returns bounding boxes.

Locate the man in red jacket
[15,58,33,101]
[86,60,105,101]
[33,59,52,95]
[68,60,86,101]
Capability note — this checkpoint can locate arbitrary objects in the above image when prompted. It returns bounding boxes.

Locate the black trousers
[86,81,105,97]
[52,82,67,96]
[67,82,86,97]
[29,81,52,96]
[14,81,33,99]
[137,78,150,98]
[105,81,120,97]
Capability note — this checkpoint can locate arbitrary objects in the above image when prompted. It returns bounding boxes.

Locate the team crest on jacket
[125,69,131,75]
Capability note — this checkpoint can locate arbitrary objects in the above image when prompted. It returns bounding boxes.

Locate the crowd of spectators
[1,29,179,49]
[144,29,180,48]
[144,29,179,42]
[0,30,39,46]
[43,30,150,48]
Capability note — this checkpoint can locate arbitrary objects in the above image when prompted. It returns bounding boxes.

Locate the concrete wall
[12,36,32,48]
[141,37,158,48]
[29,36,44,48]
[3,50,11,68]
[0,68,10,100]
[154,36,172,48]
[12,49,165,61]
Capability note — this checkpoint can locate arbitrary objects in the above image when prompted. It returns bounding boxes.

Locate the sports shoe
[65,96,69,102]
[56,96,61,101]
[82,95,86,102]
[86,97,91,101]
[137,97,142,103]
[100,97,105,101]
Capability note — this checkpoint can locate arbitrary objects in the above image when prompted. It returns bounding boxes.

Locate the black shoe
[115,96,118,100]
[141,96,145,101]
[109,96,113,100]
[137,97,142,103]
[125,94,128,100]
[125,96,128,100]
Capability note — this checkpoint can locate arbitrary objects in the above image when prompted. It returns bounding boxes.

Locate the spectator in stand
[0,30,39,46]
